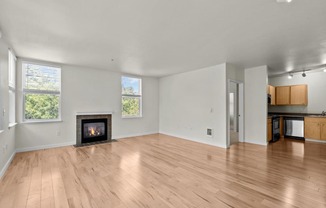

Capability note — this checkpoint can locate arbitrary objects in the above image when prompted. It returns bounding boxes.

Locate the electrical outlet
[207,128,213,137]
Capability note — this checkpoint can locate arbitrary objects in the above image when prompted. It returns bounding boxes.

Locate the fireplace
[76,113,112,146]
[82,119,107,143]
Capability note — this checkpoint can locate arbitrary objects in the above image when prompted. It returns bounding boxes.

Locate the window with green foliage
[22,62,61,122]
[121,76,142,117]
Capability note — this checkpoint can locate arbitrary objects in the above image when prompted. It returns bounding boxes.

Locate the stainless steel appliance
[284,117,304,140]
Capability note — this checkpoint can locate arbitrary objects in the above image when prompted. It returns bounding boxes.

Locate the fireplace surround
[76,113,112,146]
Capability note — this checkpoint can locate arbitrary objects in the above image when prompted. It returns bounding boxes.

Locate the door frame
[227,79,244,148]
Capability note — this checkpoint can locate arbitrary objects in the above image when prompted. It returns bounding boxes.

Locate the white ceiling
[0,0,326,77]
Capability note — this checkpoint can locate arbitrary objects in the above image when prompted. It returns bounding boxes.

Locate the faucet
[322,111,326,116]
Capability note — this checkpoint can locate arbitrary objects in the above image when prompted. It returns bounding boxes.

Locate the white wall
[226,63,244,82]
[159,64,228,148]
[244,65,268,146]
[16,60,159,150]
[0,38,16,177]
[269,71,326,114]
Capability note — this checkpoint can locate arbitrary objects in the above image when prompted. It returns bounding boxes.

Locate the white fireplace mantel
[76,111,114,116]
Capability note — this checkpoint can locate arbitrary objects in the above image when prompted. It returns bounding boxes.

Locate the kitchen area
[267,67,326,143]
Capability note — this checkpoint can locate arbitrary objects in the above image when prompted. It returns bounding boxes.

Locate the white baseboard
[244,140,268,146]
[159,131,228,149]
[15,132,159,153]
[113,131,159,140]
[0,150,16,179]
[16,141,76,153]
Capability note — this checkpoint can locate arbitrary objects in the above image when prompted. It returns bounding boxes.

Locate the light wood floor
[1,134,326,208]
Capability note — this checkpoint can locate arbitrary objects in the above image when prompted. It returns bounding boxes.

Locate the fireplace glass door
[81,119,108,143]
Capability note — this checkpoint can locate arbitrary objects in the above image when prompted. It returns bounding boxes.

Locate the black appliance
[270,116,280,142]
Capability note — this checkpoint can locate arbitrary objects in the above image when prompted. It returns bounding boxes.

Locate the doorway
[227,80,244,147]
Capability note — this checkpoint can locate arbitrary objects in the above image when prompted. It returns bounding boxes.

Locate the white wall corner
[0,150,16,179]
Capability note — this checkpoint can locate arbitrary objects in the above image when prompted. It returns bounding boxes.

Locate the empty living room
[1,0,326,207]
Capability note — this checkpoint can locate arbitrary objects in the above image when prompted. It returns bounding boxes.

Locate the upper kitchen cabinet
[276,86,290,105]
[275,84,308,106]
[290,85,308,105]
[267,85,276,105]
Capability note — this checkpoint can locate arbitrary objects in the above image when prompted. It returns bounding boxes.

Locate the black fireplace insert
[81,118,108,143]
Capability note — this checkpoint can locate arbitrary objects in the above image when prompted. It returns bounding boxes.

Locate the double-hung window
[8,50,17,126]
[22,62,61,122]
[121,76,142,118]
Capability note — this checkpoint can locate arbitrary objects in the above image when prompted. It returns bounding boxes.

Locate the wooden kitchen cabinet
[290,85,308,105]
[320,122,326,140]
[267,118,272,142]
[267,85,276,105]
[305,117,321,140]
[276,86,290,105]
[275,84,308,106]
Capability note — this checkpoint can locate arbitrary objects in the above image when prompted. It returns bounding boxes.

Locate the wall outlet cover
[207,128,213,137]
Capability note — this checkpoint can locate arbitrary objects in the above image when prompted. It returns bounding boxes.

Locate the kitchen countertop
[268,112,326,118]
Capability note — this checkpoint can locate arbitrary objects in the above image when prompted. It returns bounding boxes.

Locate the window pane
[122,96,140,117]
[23,63,61,91]
[24,94,59,120]
[122,77,141,95]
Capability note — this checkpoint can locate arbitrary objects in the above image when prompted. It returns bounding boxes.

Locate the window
[121,76,142,118]
[8,50,16,125]
[22,62,61,122]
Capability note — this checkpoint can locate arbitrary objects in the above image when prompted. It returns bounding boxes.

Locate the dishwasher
[284,117,305,140]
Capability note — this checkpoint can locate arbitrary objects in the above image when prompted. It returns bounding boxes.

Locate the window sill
[8,123,18,128]
[122,116,143,119]
[22,120,63,124]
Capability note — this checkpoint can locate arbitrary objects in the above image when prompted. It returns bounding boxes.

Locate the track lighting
[302,71,306,77]
[324,66,326,72]
[288,73,293,79]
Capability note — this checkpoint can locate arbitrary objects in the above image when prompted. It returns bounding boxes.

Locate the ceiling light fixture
[302,71,306,77]
[276,0,292,3]
[288,73,293,79]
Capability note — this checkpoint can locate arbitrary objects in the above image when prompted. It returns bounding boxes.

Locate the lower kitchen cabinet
[267,118,272,142]
[320,122,326,140]
[304,117,326,140]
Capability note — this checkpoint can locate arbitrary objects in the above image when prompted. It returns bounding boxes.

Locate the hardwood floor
[1,134,326,208]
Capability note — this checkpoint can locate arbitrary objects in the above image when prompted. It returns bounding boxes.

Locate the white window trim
[121,76,142,118]
[8,49,17,126]
[22,61,62,123]
[8,49,16,88]
[8,122,17,128]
